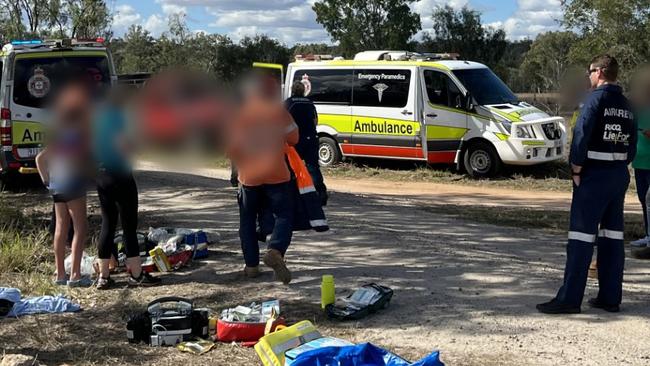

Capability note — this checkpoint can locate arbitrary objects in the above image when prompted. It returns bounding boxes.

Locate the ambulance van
[283,51,566,177]
[0,38,116,188]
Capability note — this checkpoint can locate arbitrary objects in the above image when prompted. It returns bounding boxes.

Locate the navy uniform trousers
[556,165,629,306]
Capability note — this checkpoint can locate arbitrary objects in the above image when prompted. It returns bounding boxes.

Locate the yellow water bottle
[321,275,335,309]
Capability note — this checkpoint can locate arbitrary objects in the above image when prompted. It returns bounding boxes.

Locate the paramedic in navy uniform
[537,55,637,314]
[285,81,328,205]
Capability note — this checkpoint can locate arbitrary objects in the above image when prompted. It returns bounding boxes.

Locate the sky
[110,0,563,45]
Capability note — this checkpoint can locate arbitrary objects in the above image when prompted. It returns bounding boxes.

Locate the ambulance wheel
[318,136,341,167]
[463,142,501,178]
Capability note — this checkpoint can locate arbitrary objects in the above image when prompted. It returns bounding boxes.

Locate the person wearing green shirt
[631,107,650,247]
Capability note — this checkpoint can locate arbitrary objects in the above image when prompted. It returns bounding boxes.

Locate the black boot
[536,298,581,314]
[588,298,620,313]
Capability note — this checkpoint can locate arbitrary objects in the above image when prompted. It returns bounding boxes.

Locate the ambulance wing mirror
[464,92,474,111]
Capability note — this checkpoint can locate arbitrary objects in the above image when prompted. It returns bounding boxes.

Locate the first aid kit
[148,297,194,346]
[126,297,209,347]
[326,283,393,321]
[254,320,322,366]
[217,300,285,345]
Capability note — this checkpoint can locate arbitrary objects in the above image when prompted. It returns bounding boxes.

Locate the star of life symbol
[301,74,312,96]
[373,83,389,103]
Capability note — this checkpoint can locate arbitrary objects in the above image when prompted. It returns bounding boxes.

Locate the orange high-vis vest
[285,145,329,231]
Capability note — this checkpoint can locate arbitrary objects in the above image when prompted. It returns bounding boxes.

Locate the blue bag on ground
[291,342,445,366]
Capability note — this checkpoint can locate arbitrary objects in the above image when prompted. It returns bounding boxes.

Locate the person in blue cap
[537,54,637,314]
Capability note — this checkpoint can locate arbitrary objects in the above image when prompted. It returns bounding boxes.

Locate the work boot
[244,266,260,278]
[536,298,581,314]
[588,260,598,279]
[587,297,620,313]
[263,249,292,285]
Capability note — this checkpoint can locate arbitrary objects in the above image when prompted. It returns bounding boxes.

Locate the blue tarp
[291,342,445,366]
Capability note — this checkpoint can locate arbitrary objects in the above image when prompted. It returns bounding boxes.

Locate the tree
[562,0,650,84]
[313,0,421,57]
[496,39,533,93]
[67,0,111,39]
[421,5,506,66]
[0,1,25,42]
[19,0,49,35]
[240,35,291,66]
[211,35,246,82]
[114,25,157,74]
[291,43,338,57]
[45,0,69,37]
[521,31,579,93]
[0,0,111,40]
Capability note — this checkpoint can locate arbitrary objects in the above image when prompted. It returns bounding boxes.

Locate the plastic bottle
[321,275,335,309]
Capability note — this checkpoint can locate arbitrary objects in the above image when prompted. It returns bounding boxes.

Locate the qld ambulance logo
[373,83,388,103]
[301,74,312,97]
[28,67,51,98]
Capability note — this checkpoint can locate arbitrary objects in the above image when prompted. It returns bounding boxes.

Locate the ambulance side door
[419,68,468,164]
[350,66,420,159]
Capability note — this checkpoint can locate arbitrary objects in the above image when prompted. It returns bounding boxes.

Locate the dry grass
[324,159,575,192]
[0,195,58,296]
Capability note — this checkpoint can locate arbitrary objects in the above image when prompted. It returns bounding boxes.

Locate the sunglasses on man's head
[587,68,603,76]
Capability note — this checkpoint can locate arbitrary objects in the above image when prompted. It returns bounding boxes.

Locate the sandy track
[137,161,643,213]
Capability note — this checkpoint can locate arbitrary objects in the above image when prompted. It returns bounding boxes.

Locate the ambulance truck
[282,51,566,177]
[0,38,116,189]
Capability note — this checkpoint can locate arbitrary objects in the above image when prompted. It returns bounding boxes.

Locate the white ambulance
[0,38,116,189]
[283,51,566,177]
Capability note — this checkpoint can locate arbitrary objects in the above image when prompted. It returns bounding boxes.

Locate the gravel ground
[1,168,650,365]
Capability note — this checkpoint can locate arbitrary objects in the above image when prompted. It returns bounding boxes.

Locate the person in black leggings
[94,88,160,289]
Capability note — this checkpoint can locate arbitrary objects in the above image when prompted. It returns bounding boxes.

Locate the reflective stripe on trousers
[587,151,628,161]
[568,229,624,242]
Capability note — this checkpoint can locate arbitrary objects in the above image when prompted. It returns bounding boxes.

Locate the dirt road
[138,161,643,213]
[2,167,649,365]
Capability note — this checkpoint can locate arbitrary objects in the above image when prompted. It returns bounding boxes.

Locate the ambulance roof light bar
[10,39,42,45]
[6,37,106,50]
[295,54,338,62]
[353,50,461,61]
[414,52,460,61]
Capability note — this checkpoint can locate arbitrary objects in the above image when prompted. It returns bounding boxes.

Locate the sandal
[96,276,115,290]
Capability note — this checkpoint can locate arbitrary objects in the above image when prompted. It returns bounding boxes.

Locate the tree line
[2,0,649,93]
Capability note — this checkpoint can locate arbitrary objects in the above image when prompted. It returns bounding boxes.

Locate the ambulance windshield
[13,55,110,108]
[452,68,518,106]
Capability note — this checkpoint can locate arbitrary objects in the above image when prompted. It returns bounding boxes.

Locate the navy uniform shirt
[285,97,319,165]
[570,84,637,168]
